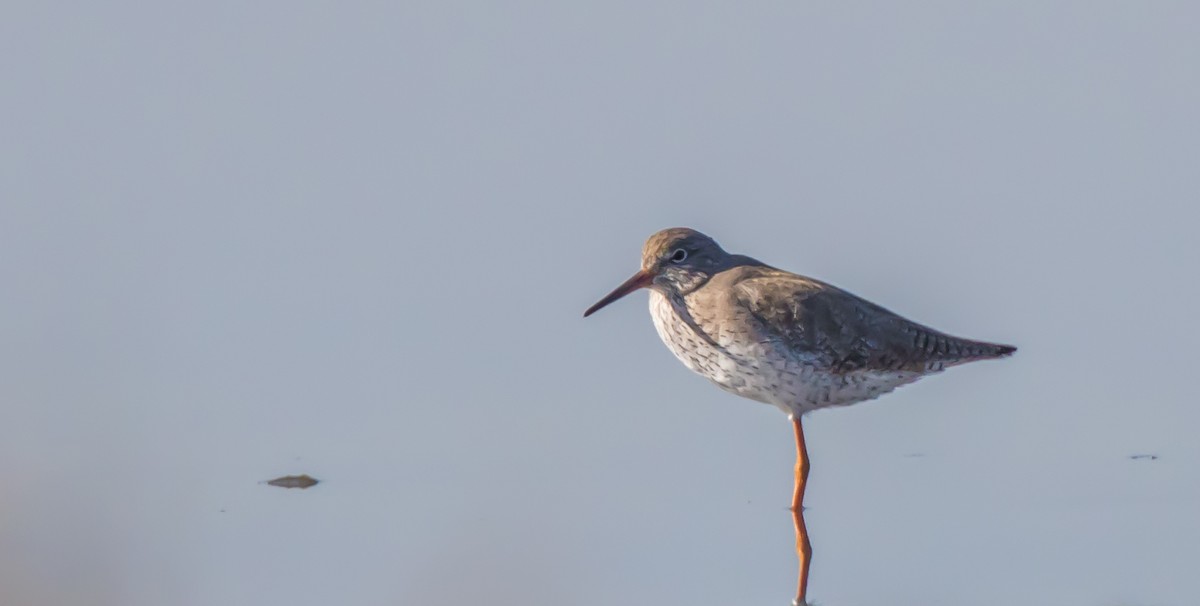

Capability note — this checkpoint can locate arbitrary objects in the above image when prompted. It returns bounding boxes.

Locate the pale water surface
[1,3,1197,605]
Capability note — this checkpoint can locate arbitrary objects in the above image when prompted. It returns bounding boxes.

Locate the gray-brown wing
[734,270,1014,373]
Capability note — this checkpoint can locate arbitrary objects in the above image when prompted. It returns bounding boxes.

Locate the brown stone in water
[266,474,319,489]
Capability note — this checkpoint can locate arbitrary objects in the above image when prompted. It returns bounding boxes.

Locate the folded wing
[734,269,1015,374]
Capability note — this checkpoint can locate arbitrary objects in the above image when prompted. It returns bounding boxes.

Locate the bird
[583,227,1015,606]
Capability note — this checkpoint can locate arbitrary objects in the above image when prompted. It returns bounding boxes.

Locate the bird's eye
[669,248,688,263]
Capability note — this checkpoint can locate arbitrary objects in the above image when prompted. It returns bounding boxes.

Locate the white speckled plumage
[649,289,922,415]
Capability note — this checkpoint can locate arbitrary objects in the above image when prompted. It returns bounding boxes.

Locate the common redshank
[584,227,1015,606]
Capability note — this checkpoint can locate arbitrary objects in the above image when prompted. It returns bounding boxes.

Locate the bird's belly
[649,291,792,405]
[649,292,923,413]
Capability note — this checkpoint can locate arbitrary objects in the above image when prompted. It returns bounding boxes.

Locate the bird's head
[584,227,731,317]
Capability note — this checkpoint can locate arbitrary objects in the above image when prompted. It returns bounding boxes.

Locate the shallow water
[2,2,1197,605]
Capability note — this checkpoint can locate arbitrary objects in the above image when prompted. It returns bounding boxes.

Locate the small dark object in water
[1129,454,1158,461]
[266,474,319,489]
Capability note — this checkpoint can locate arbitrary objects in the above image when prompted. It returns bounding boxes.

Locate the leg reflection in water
[790,414,812,606]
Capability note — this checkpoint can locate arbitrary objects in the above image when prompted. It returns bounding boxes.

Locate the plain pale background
[2,2,1196,605]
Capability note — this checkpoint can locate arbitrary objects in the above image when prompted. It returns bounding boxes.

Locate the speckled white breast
[648,290,923,414]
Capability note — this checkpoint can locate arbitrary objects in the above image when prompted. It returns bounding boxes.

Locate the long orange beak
[583,269,653,317]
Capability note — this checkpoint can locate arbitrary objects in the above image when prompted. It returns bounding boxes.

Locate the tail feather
[968,340,1017,360]
[993,343,1017,357]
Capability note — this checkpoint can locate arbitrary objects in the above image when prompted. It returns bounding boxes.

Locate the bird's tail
[963,339,1017,361]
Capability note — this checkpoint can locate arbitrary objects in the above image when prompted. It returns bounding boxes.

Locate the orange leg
[791,414,812,606]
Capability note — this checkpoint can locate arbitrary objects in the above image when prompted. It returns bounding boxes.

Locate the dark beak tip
[583,269,652,320]
[582,301,605,318]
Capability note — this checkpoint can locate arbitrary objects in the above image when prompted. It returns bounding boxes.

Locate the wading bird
[584,227,1015,605]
